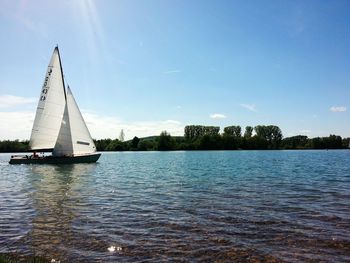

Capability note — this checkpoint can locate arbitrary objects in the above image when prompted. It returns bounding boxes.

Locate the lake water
[0,150,349,262]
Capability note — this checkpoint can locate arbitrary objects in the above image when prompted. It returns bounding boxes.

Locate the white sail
[29,47,66,151]
[53,86,96,156]
[52,103,73,156]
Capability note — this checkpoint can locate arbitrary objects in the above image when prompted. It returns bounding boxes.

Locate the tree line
[93,124,350,151]
[0,125,349,152]
[95,125,350,151]
[0,140,29,152]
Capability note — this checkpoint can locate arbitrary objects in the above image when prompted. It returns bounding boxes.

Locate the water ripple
[0,150,350,262]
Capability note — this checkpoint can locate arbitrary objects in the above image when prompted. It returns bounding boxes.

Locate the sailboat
[9,47,101,164]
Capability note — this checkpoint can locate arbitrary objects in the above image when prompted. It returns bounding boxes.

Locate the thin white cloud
[240,103,257,112]
[0,111,35,140]
[299,129,311,134]
[163,120,181,125]
[210,113,226,119]
[78,111,184,139]
[163,70,181,74]
[330,106,346,112]
[0,110,184,140]
[0,95,36,108]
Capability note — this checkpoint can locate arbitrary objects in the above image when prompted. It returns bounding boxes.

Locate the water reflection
[26,164,97,261]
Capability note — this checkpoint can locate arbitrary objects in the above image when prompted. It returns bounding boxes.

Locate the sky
[0,0,350,140]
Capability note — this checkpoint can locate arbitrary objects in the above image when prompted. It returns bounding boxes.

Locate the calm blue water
[0,150,349,262]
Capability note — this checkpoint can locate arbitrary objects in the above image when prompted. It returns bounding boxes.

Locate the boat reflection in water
[22,164,116,262]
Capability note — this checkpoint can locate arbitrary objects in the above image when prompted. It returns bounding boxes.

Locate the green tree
[254,125,282,149]
[184,125,220,140]
[222,134,238,149]
[199,135,222,150]
[105,139,124,151]
[158,131,174,150]
[94,138,112,151]
[282,135,308,149]
[131,136,140,149]
[244,126,253,138]
[0,140,29,152]
[323,134,342,149]
[138,140,156,151]
[342,137,350,148]
[224,126,241,137]
[245,136,268,149]
[307,137,323,149]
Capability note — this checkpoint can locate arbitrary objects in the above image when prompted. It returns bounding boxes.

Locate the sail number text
[40,68,52,101]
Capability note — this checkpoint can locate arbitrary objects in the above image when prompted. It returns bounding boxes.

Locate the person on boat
[33,151,38,158]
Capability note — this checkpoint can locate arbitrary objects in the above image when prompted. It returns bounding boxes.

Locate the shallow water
[0,150,349,262]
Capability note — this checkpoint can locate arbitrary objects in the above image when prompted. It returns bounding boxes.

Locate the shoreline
[0,148,349,154]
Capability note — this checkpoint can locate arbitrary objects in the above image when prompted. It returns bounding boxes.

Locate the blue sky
[0,0,349,140]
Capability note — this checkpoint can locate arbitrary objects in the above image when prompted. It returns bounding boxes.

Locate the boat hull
[9,153,101,165]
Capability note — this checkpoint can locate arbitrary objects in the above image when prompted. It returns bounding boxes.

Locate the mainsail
[53,86,96,156]
[29,47,66,151]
